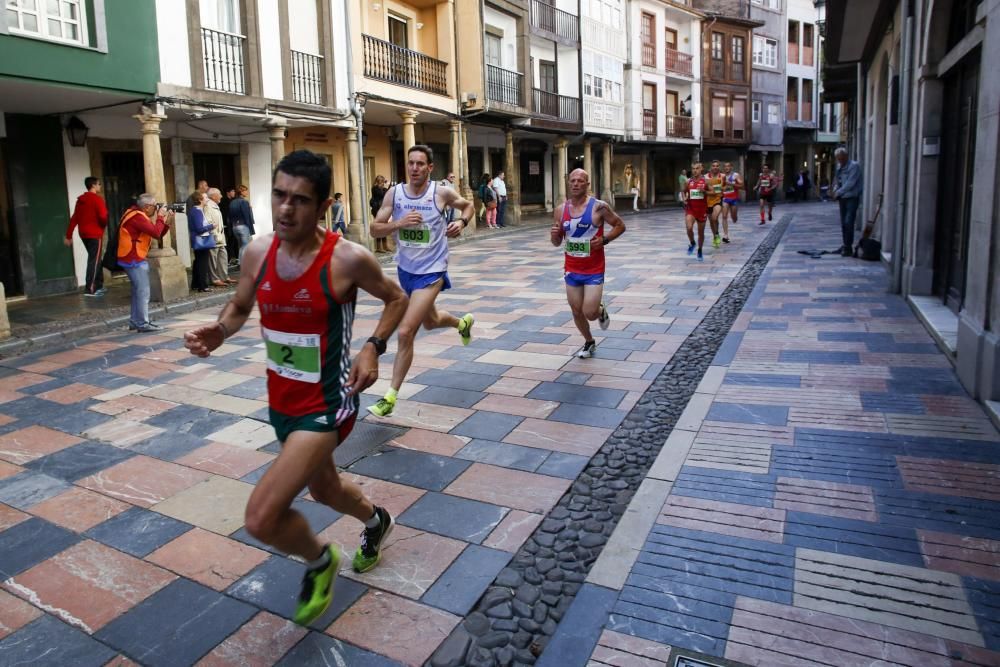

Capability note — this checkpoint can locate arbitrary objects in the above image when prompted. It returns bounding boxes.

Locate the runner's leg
[685,214,696,247]
[389,280,445,392]
[581,283,603,322]
[566,283,592,342]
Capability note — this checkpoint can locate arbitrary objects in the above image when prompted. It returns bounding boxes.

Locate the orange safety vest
[117,209,154,262]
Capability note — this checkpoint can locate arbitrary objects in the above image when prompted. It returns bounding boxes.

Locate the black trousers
[192,248,212,290]
[82,237,104,293]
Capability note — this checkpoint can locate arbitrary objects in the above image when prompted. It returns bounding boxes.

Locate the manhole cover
[336,421,406,466]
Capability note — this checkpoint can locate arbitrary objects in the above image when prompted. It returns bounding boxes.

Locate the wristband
[602,236,612,246]
[217,321,231,339]
[461,218,470,228]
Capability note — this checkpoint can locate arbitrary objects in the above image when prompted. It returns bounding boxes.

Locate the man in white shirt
[205,188,233,285]
[491,171,508,227]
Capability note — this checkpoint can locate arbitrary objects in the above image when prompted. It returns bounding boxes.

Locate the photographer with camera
[116,194,173,333]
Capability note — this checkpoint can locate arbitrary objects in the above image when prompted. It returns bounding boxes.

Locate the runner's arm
[594,201,625,248]
[184,235,270,357]
[439,187,475,237]
[550,206,564,246]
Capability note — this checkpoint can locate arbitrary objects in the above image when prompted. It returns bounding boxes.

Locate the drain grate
[336,421,406,467]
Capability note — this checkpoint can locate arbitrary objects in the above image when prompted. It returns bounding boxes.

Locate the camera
[158,202,186,213]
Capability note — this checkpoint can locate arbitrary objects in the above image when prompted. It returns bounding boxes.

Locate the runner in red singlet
[755,164,779,224]
[184,150,408,626]
[684,162,709,262]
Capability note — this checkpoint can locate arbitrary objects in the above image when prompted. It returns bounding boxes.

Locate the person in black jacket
[229,185,255,263]
[370,175,389,253]
[187,191,216,292]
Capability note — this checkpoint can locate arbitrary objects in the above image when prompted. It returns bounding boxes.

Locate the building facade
[748,0,785,190]
[782,0,819,192]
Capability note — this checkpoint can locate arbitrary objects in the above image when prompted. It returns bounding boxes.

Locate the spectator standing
[796,169,811,202]
[439,173,457,224]
[229,185,256,263]
[205,188,232,286]
[371,175,389,253]
[188,191,215,292]
[676,169,688,207]
[832,147,863,257]
[491,171,508,227]
[478,174,498,229]
[117,194,172,332]
[187,179,209,211]
[64,176,109,297]
[331,192,347,235]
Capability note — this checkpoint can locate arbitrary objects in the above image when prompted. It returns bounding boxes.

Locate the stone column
[460,124,473,201]
[482,146,490,178]
[601,141,613,207]
[640,149,652,207]
[265,118,288,168]
[345,127,366,244]
[555,136,568,205]
[0,282,9,340]
[135,109,189,303]
[505,128,519,225]
[448,120,462,185]
[399,110,418,156]
[646,151,656,206]
[583,139,593,189]
[806,142,816,197]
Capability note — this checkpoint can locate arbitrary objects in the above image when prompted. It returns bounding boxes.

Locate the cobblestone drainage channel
[428,216,792,667]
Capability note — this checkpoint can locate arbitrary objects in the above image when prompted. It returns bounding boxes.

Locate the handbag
[192,233,216,251]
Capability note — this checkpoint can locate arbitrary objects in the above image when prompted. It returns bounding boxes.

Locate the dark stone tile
[493,330,569,345]
[0,615,115,667]
[348,447,471,492]
[0,517,79,576]
[536,583,619,667]
[548,403,626,429]
[445,360,511,376]
[624,322,670,334]
[435,346,488,361]
[783,511,924,567]
[25,441,135,481]
[130,432,211,461]
[228,555,366,628]
[398,492,508,543]
[592,337,652,352]
[713,332,744,366]
[410,385,487,410]
[706,402,788,426]
[85,507,192,557]
[18,377,73,395]
[555,371,592,385]
[44,406,116,437]
[642,363,666,380]
[778,350,861,365]
[860,392,926,414]
[292,498,342,534]
[455,439,549,473]
[748,320,788,331]
[723,373,801,388]
[96,578,256,667]
[450,411,524,441]
[276,630,403,666]
[410,369,497,392]
[507,315,572,330]
[528,382,627,409]
[144,405,243,437]
[536,452,590,479]
[221,377,268,400]
[0,471,71,509]
[421,544,512,615]
[241,461,273,485]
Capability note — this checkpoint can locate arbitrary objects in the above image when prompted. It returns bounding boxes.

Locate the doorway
[519,149,546,206]
[193,153,239,258]
[0,141,23,296]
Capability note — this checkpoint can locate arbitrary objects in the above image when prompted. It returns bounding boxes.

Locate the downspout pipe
[891,0,914,294]
[342,0,369,244]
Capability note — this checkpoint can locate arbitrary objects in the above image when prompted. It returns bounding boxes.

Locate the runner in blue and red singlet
[184,150,408,627]
[551,169,626,359]
[684,162,709,262]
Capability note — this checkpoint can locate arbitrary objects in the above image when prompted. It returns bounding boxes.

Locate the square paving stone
[42,404,117,437]
[85,506,192,557]
[0,615,115,667]
[410,385,487,409]
[450,410,524,441]
[420,544,512,616]
[145,406,244,438]
[536,452,590,479]
[548,404,628,429]
[445,463,571,514]
[348,447,470,492]
[276,630,402,667]
[455,438,550,472]
[95,578,256,667]
[130,432,211,461]
[29,487,131,532]
[537,583,619,667]
[198,611,307,667]
[149,528,272,592]
[0,471,71,509]
[0,517,79,576]
[0,425,84,465]
[228,554,367,629]
[398,492,508,543]
[77,455,211,507]
[220,377,268,400]
[152,476,255,535]
[706,402,789,426]
[230,499,343,555]
[435,346,487,361]
[778,350,861,365]
[528,381,627,409]
[25,441,135,482]
[446,360,512,376]
[556,371,593,384]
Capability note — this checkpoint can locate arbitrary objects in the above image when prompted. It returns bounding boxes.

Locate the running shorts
[564,272,605,287]
[397,267,452,296]
[759,190,775,203]
[269,409,357,445]
[723,198,739,207]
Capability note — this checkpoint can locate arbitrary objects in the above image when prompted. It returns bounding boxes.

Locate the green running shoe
[712,235,721,248]
[367,395,395,418]
[353,506,395,573]
[293,545,339,626]
[458,313,474,346]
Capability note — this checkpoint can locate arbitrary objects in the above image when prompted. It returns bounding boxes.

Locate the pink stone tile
[773,477,877,522]
[502,367,563,382]
[107,359,180,380]
[918,530,1000,581]
[77,455,211,507]
[326,591,460,667]
[445,463,570,514]
[0,503,28,531]
[139,348,193,362]
[319,522,463,599]
[334,474,426,517]
[597,629,673,663]
[366,400,472,433]
[471,394,559,419]
[0,389,25,405]
[4,540,175,632]
[175,443,275,479]
[30,487,131,532]
[585,375,653,392]
[483,510,544,553]
[104,656,142,667]
[944,641,1000,667]
[485,377,541,397]
[88,395,179,420]
[0,589,42,639]
[18,361,66,374]
[36,382,105,405]
[148,528,268,590]
[0,460,22,480]
[196,611,307,667]
[0,414,13,428]
[4,372,54,390]
[561,357,649,378]
[504,418,612,457]
[898,456,1000,502]
[388,428,468,457]
[0,426,84,465]
[78,341,128,353]
[45,348,106,365]
[658,496,785,543]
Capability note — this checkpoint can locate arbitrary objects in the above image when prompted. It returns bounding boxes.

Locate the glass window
[584,74,593,97]
[752,100,762,123]
[711,96,726,137]
[732,36,744,63]
[733,98,746,138]
[388,13,408,49]
[593,76,603,98]
[712,32,723,60]
[767,103,780,124]
[753,36,777,67]
[200,0,241,34]
[485,34,502,67]
[7,0,86,44]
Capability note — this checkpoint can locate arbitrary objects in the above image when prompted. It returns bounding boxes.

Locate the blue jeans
[496,198,507,227]
[121,261,151,328]
[839,196,860,249]
[233,224,252,262]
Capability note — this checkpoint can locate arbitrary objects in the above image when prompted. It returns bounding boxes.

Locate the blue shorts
[724,198,739,207]
[564,272,604,287]
[397,267,451,296]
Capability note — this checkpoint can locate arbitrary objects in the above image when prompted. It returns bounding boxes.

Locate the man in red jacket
[64,177,109,296]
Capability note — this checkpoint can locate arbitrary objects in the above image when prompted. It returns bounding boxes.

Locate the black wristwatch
[461,218,470,228]
[366,336,387,355]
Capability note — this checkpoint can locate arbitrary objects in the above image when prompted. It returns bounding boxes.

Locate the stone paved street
[0,204,998,666]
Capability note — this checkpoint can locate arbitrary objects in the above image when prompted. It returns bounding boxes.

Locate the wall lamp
[66,116,89,147]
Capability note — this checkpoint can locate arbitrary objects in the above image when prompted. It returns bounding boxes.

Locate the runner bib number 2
[263,326,321,383]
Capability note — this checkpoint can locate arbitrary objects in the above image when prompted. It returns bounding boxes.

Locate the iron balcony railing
[291,50,324,105]
[666,115,694,138]
[202,27,246,94]
[665,47,693,76]
[532,88,580,122]
[641,42,656,68]
[642,110,656,136]
[362,34,448,96]
[486,64,524,107]
[530,0,579,43]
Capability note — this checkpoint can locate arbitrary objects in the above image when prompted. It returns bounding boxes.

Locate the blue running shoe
[687,244,695,256]
[697,250,704,262]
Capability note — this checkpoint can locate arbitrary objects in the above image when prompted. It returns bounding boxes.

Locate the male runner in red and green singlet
[184,150,408,626]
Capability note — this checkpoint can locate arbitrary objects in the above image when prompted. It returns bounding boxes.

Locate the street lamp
[65,116,89,147]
